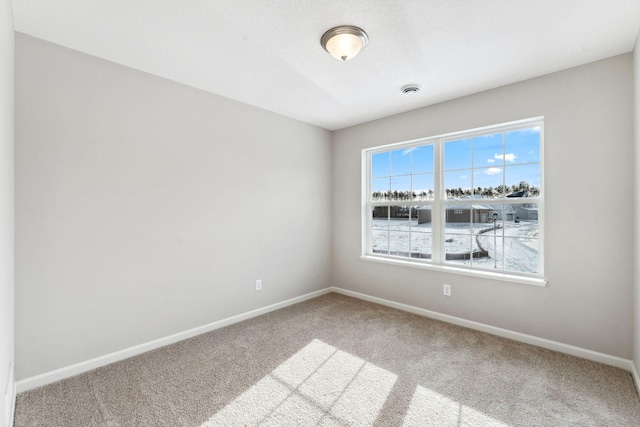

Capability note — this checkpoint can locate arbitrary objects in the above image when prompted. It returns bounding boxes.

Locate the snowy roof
[421,204,537,211]
[445,204,492,210]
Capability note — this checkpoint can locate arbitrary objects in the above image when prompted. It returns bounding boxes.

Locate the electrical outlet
[443,284,451,296]
[255,279,262,291]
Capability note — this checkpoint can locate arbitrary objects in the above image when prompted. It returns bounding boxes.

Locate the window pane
[416,206,432,224]
[503,203,539,226]
[504,238,539,274]
[486,204,505,224]
[472,204,503,270]
[444,234,473,266]
[411,214,432,259]
[473,133,503,168]
[388,206,411,256]
[473,167,503,198]
[371,229,389,254]
[505,127,540,165]
[444,138,472,170]
[444,170,471,198]
[372,177,390,201]
[470,205,495,228]
[412,145,434,174]
[445,205,472,234]
[372,206,389,219]
[372,152,390,177]
[474,234,504,270]
[505,164,540,196]
[388,205,411,220]
[390,176,412,201]
[371,207,389,255]
[413,174,434,200]
[503,202,539,274]
[389,231,410,256]
[501,204,517,222]
[391,149,411,176]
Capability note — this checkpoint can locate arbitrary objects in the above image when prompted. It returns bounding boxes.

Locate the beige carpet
[14,293,640,426]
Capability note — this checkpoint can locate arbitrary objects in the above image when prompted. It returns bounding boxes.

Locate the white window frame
[361,117,546,286]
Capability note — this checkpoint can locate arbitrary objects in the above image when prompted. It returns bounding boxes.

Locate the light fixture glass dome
[321,26,368,61]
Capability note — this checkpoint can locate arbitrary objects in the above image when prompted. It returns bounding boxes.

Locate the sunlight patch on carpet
[200,339,397,426]
[402,385,511,427]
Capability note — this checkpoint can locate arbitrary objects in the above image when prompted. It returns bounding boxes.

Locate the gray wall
[0,3,14,426]
[15,34,332,380]
[634,31,640,379]
[333,54,634,358]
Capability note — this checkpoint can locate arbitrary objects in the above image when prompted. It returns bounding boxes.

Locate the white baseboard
[16,288,333,393]
[632,361,640,398]
[6,387,14,427]
[4,361,15,427]
[330,287,635,372]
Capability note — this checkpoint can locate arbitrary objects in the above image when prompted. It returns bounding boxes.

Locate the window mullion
[363,151,370,256]
[432,141,443,264]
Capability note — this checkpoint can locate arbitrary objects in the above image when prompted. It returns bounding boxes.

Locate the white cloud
[484,167,502,175]
[494,153,516,162]
[487,158,496,163]
[402,147,417,156]
[460,175,468,180]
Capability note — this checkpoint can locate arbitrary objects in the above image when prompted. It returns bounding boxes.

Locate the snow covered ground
[371,219,539,274]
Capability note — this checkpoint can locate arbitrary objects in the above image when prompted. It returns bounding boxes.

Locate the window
[363,118,544,283]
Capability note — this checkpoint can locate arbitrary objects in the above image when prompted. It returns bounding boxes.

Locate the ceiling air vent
[401,85,421,96]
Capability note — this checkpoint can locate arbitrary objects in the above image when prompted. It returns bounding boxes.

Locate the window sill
[359,255,547,287]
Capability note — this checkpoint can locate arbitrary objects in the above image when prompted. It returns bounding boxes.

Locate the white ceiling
[11,0,640,130]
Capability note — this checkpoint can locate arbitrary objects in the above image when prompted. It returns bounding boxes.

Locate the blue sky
[371,127,540,195]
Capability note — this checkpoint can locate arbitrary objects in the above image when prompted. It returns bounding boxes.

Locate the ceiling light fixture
[321,25,368,61]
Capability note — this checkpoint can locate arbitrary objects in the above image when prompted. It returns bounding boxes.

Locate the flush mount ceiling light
[321,25,368,61]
